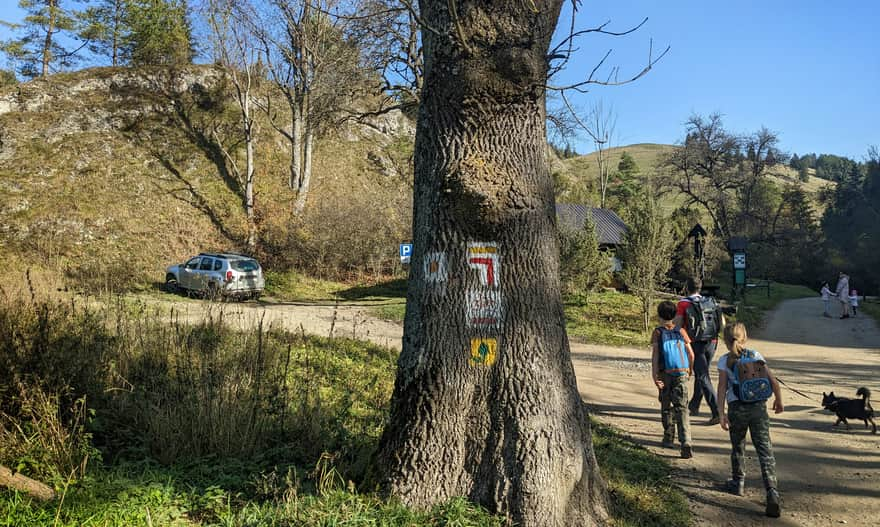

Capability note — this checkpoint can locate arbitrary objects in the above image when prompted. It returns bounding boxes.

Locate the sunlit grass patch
[565,290,660,348]
[592,419,690,527]
[263,269,348,302]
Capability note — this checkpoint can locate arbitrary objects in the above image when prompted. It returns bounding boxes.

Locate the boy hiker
[652,300,696,459]
[675,277,722,425]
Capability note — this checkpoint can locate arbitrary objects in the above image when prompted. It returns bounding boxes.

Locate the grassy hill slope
[553,142,833,208]
[0,66,413,291]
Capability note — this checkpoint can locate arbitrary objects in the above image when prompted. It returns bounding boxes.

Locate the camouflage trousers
[660,374,691,445]
[728,400,778,490]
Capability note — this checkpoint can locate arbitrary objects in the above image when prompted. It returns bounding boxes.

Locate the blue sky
[552,0,879,159]
[1,1,877,159]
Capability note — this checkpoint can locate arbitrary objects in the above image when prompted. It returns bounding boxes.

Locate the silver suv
[165,253,265,300]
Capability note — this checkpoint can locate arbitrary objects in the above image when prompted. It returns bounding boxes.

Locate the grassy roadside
[592,420,690,527]
[860,299,880,324]
[263,271,408,321]
[565,290,659,348]
[723,282,817,328]
[1,293,690,527]
[261,271,817,348]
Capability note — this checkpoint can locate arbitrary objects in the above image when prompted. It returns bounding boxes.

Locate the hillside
[0,66,414,290]
[553,142,833,207]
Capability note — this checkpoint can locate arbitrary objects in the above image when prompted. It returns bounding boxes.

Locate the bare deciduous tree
[244,0,362,216]
[662,113,787,242]
[350,0,423,112]
[586,101,617,208]
[205,0,260,251]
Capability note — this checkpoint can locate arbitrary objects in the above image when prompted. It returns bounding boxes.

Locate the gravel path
[150,294,880,526]
[572,297,880,527]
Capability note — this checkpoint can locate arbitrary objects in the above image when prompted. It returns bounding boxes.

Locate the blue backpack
[732,349,773,403]
[658,327,689,377]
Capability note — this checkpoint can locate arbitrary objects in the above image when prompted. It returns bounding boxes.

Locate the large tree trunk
[376,1,608,525]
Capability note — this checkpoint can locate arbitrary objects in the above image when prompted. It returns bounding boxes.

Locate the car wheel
[164,274,180,294]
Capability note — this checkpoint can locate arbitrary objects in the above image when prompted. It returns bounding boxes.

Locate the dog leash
[775,377,818,402]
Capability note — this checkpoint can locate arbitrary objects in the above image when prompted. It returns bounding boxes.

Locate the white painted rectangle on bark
[424,251,448,283]
[466,289,502,328]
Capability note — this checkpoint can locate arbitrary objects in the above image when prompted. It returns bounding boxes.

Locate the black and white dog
[822,387,876,434]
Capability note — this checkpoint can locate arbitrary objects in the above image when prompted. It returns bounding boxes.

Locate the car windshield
[230,259,260,272]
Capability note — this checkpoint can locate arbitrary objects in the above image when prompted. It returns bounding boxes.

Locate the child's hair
[657,300,677,322]
[724,322,748,369]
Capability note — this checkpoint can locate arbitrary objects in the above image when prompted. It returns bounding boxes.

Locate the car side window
[213,259,223,271]
[185,257,200,270]
[199,258,214,271]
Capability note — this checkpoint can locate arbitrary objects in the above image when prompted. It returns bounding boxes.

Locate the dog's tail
[857,387,872,400]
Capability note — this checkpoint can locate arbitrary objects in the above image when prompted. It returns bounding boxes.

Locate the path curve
[144,294,880,526]
[572,296,880,527]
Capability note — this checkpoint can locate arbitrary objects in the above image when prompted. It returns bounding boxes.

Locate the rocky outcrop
[0,66,224,117]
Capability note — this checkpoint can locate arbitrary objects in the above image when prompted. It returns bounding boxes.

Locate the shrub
[559,215,609,295]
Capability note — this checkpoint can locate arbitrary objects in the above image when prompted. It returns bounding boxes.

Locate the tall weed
[0,286,395,481]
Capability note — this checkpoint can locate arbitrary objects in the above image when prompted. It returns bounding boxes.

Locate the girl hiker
[716,322,784,518]
[820,281,836,318]
[850,289,859,316]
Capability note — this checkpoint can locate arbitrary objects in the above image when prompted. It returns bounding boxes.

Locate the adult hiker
[675,277,722,425]
[835,272,851,319]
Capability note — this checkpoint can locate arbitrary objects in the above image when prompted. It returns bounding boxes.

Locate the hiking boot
[680,444,693,459]
[661,437,675,448]
[707,416,721,426]
[689,409,700,417]
[765,488,781,517]
[726,479,745,496]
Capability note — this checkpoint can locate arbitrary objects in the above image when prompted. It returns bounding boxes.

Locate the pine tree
[126,0,193,66]
[608,151,640,207]
[558,213,609,295]
[619,194,674,331]
[0,0,80,77]
[77,0,127,66]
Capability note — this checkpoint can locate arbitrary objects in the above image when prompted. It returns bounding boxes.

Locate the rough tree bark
[0,464,56,501]
[376,1,608,525]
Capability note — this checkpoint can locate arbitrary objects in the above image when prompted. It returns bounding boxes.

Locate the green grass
[1,292,690,526]
[263,269,349,302]
[565,290,661,347]
[592,419,690,527]
[0,465,505,527]
[860,299,880,325]
[263,273,410,313]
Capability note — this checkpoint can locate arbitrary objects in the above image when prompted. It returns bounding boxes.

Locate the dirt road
[153,295,880,526]
[572,297,880,527]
